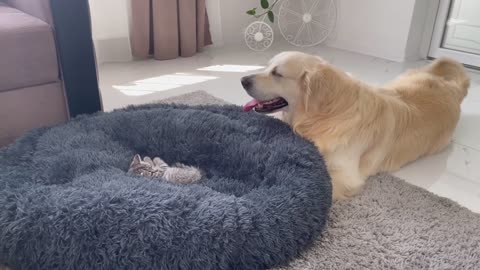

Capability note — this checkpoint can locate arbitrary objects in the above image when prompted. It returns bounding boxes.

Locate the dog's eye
[272,68,283,78]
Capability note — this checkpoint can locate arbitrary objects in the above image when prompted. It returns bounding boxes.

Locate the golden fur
[242,51,470,200]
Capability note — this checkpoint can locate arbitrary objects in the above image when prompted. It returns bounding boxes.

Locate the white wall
[329,0,439,62]
[216,0,436,62]
[405,0,439,60]
[325,0,418,61]
[218,0,259,46]
[88,0,132,64]
[206,0,224,46]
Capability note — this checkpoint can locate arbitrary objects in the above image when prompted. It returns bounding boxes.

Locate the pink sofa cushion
[0,82,68,147]
[5,0,53,25]
[0,2,59,92]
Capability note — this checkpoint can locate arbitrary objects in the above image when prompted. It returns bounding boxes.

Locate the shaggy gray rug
[168,91,480,270]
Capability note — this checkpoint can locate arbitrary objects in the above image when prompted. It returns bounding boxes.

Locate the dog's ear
[300,71,311,94]
[299,70,312,112]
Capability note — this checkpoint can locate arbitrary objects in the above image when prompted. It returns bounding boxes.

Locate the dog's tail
[426,57,470,101]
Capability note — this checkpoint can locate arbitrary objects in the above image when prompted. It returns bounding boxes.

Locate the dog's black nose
[241,76,252,89]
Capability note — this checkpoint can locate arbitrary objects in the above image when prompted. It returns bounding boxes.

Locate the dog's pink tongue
[243,99,259,112]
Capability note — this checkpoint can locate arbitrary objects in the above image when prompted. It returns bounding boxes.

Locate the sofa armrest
[5,0,53,26]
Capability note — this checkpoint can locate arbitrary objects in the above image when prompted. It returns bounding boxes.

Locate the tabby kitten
[128,154,202,184]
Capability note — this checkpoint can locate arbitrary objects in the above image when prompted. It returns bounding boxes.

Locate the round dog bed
[0,104,331,270]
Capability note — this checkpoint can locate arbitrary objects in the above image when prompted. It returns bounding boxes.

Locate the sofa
[0,0,69,147]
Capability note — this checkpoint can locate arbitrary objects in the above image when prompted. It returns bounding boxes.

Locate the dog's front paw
[331,173,365,201]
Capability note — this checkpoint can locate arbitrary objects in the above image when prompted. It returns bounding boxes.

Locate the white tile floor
[99,45,480,213]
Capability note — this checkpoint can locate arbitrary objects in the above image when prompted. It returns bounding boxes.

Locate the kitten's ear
[131,154,142,165]
[143,156,154,166]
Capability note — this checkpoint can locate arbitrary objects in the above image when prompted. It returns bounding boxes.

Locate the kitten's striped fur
[128,154,202,184]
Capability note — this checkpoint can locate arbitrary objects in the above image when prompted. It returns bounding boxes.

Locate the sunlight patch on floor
[197,65,264,72]
[113,73,218,96]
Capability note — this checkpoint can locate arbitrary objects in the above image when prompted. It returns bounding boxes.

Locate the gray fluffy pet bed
[0,104,332,270]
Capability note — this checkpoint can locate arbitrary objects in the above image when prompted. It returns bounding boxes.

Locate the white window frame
[429,0,480,67]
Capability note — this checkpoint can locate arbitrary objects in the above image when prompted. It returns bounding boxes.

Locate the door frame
[429,0,480,67]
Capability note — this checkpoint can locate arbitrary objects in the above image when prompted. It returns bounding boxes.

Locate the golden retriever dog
[241,51,469,200]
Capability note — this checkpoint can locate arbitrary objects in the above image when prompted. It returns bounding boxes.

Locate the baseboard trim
[94,37,132,64]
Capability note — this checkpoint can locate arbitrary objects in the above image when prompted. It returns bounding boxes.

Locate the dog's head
[241,51,329,115]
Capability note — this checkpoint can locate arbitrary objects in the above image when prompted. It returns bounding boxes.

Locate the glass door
[429,0,480,67]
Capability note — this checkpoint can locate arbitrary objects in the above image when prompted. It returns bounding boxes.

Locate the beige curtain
[130,0,212,60]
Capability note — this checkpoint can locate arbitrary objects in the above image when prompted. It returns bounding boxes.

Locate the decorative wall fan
[245,0,337,50]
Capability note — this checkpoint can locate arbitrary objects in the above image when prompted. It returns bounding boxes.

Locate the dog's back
[380,58,469,171]
[425,58,469,101]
